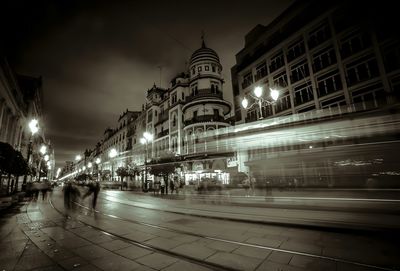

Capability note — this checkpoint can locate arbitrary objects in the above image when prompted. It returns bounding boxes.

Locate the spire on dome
[201,30,206,48]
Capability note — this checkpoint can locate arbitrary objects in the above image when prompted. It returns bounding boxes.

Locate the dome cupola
[189,40,220,66]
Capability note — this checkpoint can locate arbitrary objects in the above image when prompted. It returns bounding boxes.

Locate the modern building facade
[230,0,400,186]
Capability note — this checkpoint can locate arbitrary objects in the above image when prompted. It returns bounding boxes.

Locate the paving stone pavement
[2,193,400,271]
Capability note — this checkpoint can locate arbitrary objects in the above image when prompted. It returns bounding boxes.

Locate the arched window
[172,114,177,127]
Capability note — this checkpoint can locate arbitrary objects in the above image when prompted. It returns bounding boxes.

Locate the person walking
[63,181,81,217]
[242,177,250,197]
[41,181,50,201]
[83,181,100,210]
[250,176,256,196]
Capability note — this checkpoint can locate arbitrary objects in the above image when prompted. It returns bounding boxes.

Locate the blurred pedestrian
[63,181,80,215]
[83,181,100,210]
[242,177,250,197]
[41,181,50,201]
[250,176,256,196]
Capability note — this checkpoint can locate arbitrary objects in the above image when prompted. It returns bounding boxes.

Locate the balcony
[157,129,169,138]
[184,115,228,126]
[185,89,223,103]
[155,112,169,125]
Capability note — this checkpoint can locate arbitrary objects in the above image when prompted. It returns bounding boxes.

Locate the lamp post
[95,158,101,182]
[23,119,39,188]
[140,132,153,192]
[37,145,47,182]
[241,86,280,119]
[108,148,118,182]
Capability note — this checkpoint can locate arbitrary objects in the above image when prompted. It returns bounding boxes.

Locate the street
[1,188,399,271]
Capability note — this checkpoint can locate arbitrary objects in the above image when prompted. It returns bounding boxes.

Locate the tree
[0,143,29,194]
[148,158,177,195]
[116,166,129,190]
[9,151,28,193]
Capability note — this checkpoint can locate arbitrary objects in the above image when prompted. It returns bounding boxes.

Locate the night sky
[2,0,292,169]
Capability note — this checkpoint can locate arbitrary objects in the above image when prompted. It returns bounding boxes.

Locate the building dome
[189,41,220,66]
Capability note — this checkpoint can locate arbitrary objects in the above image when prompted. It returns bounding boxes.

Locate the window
[313,45,337,72]
[147,110,153,122]
[320,95,346,113]
[317,69,343,97]
[273,71,288,88]
[213,109,219,117]
[290,59,309,83]
[269,51,285,73]
[171,93,177,105]
[340,30,371,59]
[242,72,253,89]
[191,83,198,95]
[192,68,195,75]
[255,61,268,81]
[297,105,316,113]
[287,38,305,62]
[345,54,379,86]
[198,66,202,72]
[211,81,219,93]
[351,83,386,111]
[155,110,158,117]
[212,65,216,72]
[205,65,209,71]
[308,21,331,49]
[181,92,185,100]
[172,115,177,127]
[275,90,291,113]
[193,110,197,120]
[294,82,314,106]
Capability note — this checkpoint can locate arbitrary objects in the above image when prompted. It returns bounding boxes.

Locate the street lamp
[108,148,118,182]
[23,119,40,188]
[241,86,280,119]
[140,132,153,192]
[37,145,47,182]
[95,158,101,182]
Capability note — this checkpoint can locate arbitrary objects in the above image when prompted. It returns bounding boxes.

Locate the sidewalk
[0,192,25,211]
[0,198,213,271]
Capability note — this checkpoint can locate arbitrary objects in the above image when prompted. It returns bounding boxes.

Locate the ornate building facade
[70,40,233,186]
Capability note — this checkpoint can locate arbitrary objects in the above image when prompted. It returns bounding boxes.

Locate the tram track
[98,193,400,234]
[48,195,399,271]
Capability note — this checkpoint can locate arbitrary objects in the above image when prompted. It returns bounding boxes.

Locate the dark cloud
[3,0,293,169]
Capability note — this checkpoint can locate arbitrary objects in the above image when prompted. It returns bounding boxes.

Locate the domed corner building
[142,37,234,187]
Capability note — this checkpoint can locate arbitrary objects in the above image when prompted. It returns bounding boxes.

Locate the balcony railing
[184,115,228,126]
[185,89,223,103]
[157,129,169,138]
[155,112,169,125]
